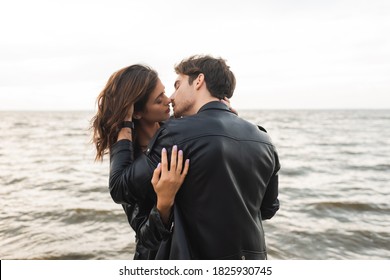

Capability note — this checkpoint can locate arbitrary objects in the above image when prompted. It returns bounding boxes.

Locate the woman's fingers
[181,159,190,178]
[161,148,168,172]
[159,146,188,175]
[221,97,238,115]
[170,145,177,172]
[151,163,161,187]
[153,146,190,206]
[176,149,183,174]
[126,104,134,121]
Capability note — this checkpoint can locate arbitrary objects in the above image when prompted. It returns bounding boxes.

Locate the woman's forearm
[117,126,133,141]
[156,200,174,225]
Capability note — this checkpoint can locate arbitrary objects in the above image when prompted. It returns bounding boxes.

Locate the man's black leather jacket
[110,101,280,260]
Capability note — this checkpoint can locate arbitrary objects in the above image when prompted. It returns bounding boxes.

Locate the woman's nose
[164,96,172,105]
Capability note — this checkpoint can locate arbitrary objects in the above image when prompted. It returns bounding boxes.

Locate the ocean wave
[49,166,80,174]
[32,253,98,260]
[279,168,309,177]
[62,132,89,137]
[35,179,75,190]
[339,149,363,155]
[13,122,30,127]
[345,164,390,172]
[307,201,388,212]
[268,227,390,259]
[4,176,28,185]
[59,208,123,224]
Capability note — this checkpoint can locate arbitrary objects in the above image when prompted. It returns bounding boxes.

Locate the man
[110,55,280,259]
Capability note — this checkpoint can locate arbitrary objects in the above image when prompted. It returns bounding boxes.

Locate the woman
[91,64,189,259]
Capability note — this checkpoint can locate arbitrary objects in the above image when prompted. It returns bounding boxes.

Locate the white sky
[1,0,389,111]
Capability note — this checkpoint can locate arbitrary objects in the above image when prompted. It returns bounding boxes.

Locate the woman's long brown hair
[91,64,158,161]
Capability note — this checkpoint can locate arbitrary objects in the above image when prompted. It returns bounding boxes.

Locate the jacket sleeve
[109,134,173,250]
[109,139,156,204]
[123,201,172,250]
[260,148,280,220]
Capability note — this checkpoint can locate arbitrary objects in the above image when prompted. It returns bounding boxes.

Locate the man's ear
[195,73,205,90]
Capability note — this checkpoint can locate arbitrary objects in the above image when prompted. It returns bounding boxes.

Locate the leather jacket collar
[197,101,231,113]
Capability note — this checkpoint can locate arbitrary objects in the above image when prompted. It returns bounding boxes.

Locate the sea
[0,110,389,260]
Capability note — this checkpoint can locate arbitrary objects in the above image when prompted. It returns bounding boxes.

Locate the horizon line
[1,107,390,112]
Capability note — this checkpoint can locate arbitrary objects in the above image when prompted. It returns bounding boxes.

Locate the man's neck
[192,96,220,115]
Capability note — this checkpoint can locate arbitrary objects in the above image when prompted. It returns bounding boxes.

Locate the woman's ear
[133,113,142,120]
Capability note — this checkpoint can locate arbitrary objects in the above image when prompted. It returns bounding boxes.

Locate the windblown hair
[174,55,236,99]
[91,64,158,161]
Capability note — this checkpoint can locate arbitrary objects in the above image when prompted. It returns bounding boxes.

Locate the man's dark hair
[174,55,236,99]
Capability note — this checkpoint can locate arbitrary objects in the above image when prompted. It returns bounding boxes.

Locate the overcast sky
[1,0,389,111]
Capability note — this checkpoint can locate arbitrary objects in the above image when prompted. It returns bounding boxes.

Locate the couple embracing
[91,55,280,260]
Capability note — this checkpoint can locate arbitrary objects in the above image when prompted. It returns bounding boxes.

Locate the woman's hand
[117,104,135,141]
[220,97,238,115]
[125,104,134,121]
[151,145,190,224]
